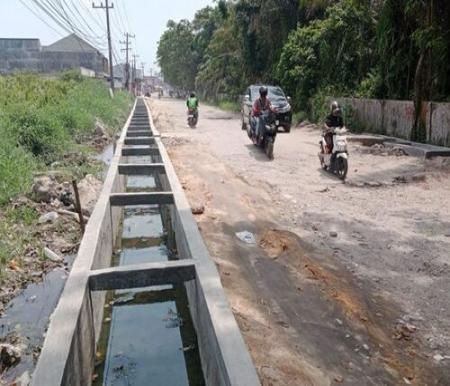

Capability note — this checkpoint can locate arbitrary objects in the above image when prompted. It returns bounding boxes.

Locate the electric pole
[132,54,139,95]
[120,32,134,90]
[141,62,145,77]
[93,0,115,91]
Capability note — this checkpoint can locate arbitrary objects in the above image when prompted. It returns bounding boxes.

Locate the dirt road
[148,97,450,386]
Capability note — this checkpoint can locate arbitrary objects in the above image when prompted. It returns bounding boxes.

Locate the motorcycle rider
[186,92,199,119]
[251,86,272,139]
[323,101,344,153]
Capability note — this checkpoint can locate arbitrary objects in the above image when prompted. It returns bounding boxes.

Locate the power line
[29,0,107,50]
[19,0,66,37]
[118,0,132,34]
[58,0,105,42]
[114,0,128,35]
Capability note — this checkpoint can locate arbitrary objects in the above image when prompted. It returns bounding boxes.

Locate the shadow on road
[244,144,274,162]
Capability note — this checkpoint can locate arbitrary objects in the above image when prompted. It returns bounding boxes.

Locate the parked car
[241,85,292,133]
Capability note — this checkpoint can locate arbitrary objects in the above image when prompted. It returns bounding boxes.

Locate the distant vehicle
[241,85,292,133]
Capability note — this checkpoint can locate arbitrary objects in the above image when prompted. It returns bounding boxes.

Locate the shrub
[0,73,132,203]
[0,138,35,204]
[6,103,69,162]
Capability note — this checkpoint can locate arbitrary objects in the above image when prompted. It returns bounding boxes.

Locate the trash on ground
[38,211,59,224]
[235,231,256,244]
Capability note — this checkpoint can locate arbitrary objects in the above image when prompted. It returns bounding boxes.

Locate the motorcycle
[247,109,277,159]
[187,108,198,128]
[318,126,349,180]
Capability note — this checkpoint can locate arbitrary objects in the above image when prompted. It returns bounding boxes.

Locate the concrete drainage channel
[31,98,260,386]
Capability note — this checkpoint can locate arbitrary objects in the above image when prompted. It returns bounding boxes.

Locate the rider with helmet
[186,92,199,118]
[251,86,272,139]
[324,101,344,152]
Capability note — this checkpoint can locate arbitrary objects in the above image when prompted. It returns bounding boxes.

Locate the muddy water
[0,255,75,382]
[0,143,118,382]
[93,174,204,386]
[96,143,114,165]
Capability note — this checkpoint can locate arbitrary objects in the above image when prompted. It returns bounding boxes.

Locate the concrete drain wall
[31,98,260,386]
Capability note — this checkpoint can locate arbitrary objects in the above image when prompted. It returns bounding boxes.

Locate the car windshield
[251,86,286,102]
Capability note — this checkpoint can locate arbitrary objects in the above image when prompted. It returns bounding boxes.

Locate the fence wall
[338,98,450,147]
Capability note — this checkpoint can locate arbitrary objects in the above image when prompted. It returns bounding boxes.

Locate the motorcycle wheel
[247,125,253,140]
[336,157,348,180]
[265,137,274,160]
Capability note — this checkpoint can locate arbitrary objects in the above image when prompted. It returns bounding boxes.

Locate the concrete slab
[122,146,160,156]
[124,137,155,145]
[118,163,166,175]
[126,130,153,137]
[89,260,196,291]
[109,192,174,206]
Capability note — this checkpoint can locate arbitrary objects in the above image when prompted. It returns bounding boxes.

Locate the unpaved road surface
[148,97,450,386]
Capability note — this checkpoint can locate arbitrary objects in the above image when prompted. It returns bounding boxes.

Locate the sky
[0,0,213,74]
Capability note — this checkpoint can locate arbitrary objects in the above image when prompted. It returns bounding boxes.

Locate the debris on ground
[57,209,89,223]
[259,229,291,258]
[359,143,408,156]
[11,370,30,386]
[235,231,256,244]
[76,174,103,215]
[38,211,59,224]
[394,321,417,341]
[191,203,205,215]
[43,247,63,263]
[30,176,59,203]
[0,343,21,372]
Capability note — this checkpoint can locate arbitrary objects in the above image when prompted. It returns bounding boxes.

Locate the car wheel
[284,125,291,133]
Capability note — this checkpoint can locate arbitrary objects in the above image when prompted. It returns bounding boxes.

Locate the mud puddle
[96,143,114,165]
[0,254,75,382]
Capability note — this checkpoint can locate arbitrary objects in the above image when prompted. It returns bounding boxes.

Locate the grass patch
[0,72,132,204]
[4,205,39,225]
[292,111,309,124]
[0,71,132,275]
[217,100,240,113]
[0,202,40,277]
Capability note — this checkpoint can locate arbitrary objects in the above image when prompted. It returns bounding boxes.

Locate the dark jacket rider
[324,101,344,152]
[251,86,272,138]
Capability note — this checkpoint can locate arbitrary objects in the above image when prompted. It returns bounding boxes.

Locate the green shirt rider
[186,92,199,117]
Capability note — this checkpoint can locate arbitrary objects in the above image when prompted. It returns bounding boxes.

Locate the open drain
[32,98,259,386]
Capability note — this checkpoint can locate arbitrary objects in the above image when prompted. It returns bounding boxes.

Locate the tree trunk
[412,0,433,142]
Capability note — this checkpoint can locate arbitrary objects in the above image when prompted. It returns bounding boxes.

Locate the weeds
[0,72,132,275]
[218,100,240,113]
[0,72,132,204]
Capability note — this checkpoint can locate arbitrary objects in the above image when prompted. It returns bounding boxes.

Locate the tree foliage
[157,0,450,121]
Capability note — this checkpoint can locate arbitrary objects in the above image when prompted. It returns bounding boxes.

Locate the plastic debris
[235,231,256,244]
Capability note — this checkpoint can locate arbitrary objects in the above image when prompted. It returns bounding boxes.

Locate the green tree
[277,0,375,112]
[157,20,199,91]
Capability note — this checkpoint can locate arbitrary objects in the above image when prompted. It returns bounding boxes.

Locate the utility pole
[120,32,134,90]
[132,54,139,95]
[93,0,115,91]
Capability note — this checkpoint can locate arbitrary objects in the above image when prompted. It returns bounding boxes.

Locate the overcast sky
[0,0,213,74]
